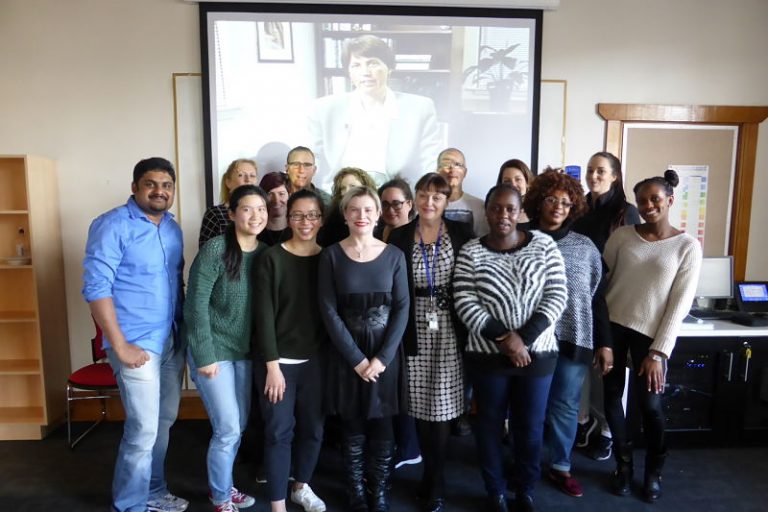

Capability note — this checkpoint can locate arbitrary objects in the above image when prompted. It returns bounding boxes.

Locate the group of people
[82,146,702,512]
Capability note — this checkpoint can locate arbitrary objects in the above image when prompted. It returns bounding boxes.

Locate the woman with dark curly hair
[522,169,612,499]
[317,167,377,247]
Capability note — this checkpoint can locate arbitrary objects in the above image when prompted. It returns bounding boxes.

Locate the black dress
[318,243,410,420]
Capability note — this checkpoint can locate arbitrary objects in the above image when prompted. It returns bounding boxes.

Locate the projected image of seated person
[309,35,442,189]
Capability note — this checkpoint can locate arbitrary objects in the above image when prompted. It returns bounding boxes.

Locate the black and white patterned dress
[407,230,464,422]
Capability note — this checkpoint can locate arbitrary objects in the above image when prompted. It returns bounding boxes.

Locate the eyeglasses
[288,211,322,222]
[287,162,315,169]
[543,196,573,209]
[382,200,407,211]
[439,161,466,170]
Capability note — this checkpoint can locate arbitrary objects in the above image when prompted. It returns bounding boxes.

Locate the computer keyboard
[688,309,734,320]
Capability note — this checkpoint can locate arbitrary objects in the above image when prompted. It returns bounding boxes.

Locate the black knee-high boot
[644,450,666,502]
[342,434,369,511]
[367,439,395,512]
[612,442,633,496]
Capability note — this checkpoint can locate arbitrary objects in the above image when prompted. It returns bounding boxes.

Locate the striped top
[454,231,568,360]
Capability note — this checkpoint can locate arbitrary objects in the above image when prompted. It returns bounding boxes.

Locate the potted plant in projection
[462,43,527,112]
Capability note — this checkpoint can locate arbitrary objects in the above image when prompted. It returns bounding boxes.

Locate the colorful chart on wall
[669,164,709,246]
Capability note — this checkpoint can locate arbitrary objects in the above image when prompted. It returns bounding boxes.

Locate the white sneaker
[147,493,189,512]
[290,484,327,512]
[394,454,423,469]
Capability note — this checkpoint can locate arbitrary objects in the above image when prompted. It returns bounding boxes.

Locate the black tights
[417,419,451,500]
[603,323,667,455]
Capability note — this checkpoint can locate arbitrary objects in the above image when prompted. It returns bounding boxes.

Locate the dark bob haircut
[342,35,396,70]
[414,172,451,198]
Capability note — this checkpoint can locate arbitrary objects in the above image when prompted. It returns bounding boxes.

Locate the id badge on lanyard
[419,224,442,332]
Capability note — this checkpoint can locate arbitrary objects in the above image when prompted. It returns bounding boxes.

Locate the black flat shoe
[515,494,536,512]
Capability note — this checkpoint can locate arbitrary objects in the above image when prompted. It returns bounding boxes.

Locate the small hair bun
[663,169,679,188]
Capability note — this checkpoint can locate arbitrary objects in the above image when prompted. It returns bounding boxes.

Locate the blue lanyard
[417,223,442,301]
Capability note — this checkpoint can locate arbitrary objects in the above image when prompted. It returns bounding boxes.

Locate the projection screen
[200,3,542,204]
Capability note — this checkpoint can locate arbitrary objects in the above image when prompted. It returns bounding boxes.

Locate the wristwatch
[650,353,664,362]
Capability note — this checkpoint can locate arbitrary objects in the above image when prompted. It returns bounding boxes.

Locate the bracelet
[650,353,663,362]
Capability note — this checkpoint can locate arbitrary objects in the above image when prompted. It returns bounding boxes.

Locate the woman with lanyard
[389,172,473,512]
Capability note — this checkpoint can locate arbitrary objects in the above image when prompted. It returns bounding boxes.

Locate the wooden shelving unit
[0,155,70,440]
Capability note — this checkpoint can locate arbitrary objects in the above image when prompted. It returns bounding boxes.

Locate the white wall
[0,0,766,371]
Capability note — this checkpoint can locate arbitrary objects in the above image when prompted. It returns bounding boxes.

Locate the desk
[662,321,768,443]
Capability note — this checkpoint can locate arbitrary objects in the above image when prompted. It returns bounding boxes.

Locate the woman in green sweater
[253,189,328,512]
[185,184,268,512]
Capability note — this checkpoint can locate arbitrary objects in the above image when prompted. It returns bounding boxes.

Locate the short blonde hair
[340,186,381,215]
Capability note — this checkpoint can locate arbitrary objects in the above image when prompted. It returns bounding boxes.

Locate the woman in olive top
[253,189,328,512]
[185,184,268,512]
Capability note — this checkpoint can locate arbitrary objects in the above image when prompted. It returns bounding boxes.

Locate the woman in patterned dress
[388,172,472,512]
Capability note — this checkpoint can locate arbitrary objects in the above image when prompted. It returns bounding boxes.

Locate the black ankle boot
[644,451,667,502]
[342,434,368,511]
[367,439,395,512]
[612,442,633,496]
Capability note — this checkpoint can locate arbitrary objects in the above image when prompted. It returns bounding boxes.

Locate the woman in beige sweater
[602,169,702,503]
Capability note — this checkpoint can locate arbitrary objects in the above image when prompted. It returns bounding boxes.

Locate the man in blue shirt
[83,157,187,512]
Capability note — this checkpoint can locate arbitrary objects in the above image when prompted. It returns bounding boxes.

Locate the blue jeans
[545,356,589,472]
[107,336,185,512]
[468,363,553,499]
[189,357,252,505]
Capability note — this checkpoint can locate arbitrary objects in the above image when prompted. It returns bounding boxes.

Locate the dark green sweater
[184,236,266,367]
[253,244,326,361]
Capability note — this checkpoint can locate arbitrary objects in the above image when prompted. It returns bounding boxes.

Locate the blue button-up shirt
[82,197,184,354]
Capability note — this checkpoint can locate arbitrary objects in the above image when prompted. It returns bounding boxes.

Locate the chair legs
[66,384,110,449]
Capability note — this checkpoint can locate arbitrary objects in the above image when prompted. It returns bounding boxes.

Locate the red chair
[66,319,118,448]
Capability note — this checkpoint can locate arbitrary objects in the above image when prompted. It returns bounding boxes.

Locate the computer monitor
[694,256,733,300]
[735,282,768,314]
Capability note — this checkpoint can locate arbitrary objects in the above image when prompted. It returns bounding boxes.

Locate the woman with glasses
[454,183,567,512]
[602,170,701,502]
[496,159,534,230]
[521,170,610,499]
[375,178,414,242]
[253,189,329,512]
[199,158,259,247]
[185,185,268,512]
[318,167,377,247]
[319,186,409,511]
[388,173,473,512]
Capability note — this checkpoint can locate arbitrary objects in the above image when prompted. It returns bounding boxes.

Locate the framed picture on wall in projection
[257,21,294,62]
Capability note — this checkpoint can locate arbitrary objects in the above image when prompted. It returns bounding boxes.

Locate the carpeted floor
[0,420,766,511]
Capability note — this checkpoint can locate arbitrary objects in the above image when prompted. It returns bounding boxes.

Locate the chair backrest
[91,318,106,362]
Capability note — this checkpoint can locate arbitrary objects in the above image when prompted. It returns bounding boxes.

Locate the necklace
[353,244,367,259]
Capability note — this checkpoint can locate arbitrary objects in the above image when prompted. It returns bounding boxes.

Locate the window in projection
[203,8,541,202]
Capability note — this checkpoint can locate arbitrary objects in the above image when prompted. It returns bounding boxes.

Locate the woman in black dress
[318,186,410,512]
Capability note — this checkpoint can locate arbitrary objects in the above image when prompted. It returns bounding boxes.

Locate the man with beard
[83,157,187,512]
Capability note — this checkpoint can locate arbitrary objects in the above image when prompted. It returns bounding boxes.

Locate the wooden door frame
[597,103,768,281]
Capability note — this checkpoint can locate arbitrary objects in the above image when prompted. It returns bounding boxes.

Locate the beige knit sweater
[603,226,702,358]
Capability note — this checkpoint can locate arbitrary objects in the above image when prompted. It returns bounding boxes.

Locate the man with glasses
[437,148,489,239]
[285,146,332,208]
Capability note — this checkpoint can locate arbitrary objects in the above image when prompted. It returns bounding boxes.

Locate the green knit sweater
[253,244,326,362]
[184,235,266,367]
